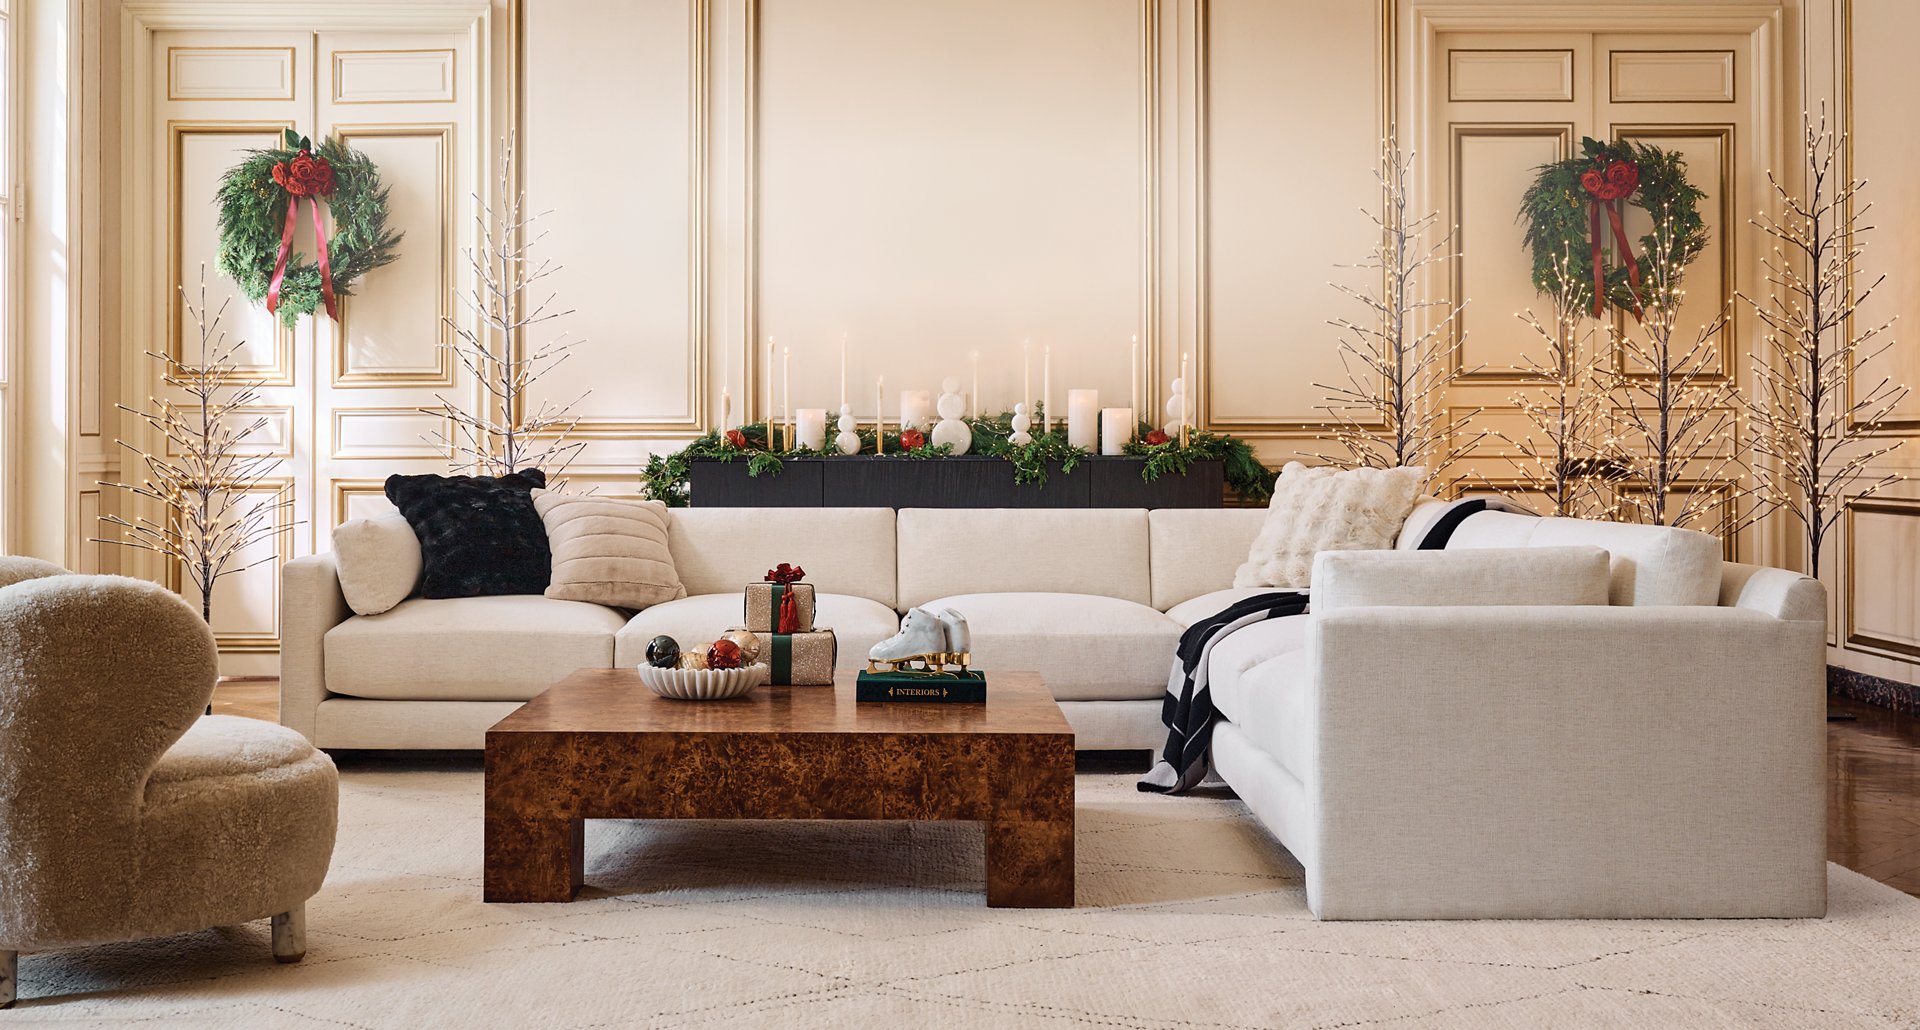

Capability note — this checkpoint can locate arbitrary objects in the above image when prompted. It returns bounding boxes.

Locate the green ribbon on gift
[769,632,793,684]
[770,583,788,631]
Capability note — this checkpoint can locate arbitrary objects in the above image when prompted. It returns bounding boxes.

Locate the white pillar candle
[796,408,828,451]
[1022,340,1031,412]
[839,334,848,409]
[899,390,933,432]
[765,336,775,429]
[875,376,885,454]
[971,351,980,419]
[1066,389,1099,449]
[782,347,792,447]
[1042,346,1052,433]
[720,342,730,432]
[1129,335,1139,418]
[1101,407,1134,455]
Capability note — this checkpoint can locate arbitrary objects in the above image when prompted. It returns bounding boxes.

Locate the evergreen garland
[215,132,402,327]
[1519,138,1707,314]
[639,410,1272,507]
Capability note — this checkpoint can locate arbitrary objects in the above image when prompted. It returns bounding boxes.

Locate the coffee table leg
[484,815,584,903]
[986,818,1074,908]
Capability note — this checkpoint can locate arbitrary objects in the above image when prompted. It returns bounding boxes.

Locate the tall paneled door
[148,31,478,673]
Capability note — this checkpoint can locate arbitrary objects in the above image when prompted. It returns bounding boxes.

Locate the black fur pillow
[385,470,552,598]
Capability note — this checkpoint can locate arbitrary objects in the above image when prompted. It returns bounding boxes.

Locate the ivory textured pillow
[1232,462,1425,589]
[532,490,685,610]
[332,512,423,616]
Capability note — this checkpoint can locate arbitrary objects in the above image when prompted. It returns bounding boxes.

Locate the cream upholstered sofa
[1206,503,1829,920]
[0,559,339,1007]
[282,507,1273,750]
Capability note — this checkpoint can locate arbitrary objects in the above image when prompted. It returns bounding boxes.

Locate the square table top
[487,668,1072,739]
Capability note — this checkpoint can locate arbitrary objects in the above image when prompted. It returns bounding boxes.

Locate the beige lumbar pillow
[533,490,685,610]
[333,511,424,615]
[1233,462,1426,589]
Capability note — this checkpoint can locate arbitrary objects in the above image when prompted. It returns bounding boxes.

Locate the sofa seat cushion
[923,592,1181,701]
[1165,587,1305,628]
[614,592,899,671]
[1211,645,1314,783]
[325,595,626,701]
[1204,615,1314,705]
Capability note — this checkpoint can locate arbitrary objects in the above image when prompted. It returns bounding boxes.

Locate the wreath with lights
[1519,137,1707,319]
[214,129,402,327]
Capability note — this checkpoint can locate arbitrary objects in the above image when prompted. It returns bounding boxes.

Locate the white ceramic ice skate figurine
[868,606,972,673]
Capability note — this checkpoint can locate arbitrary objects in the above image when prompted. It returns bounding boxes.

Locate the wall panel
[1202,0,1384,433]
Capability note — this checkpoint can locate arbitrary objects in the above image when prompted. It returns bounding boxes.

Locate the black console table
[688,455,1223,508]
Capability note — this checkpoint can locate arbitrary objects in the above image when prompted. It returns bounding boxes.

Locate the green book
[855,670,988,703]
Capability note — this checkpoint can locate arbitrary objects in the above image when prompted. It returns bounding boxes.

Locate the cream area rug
[11,763,1920,1028]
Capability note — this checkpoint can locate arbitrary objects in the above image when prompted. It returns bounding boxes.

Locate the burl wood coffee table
[484,669,1075,907]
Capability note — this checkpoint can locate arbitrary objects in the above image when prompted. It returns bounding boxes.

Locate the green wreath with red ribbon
[214,130,402,327]
[1519,137,1707,319]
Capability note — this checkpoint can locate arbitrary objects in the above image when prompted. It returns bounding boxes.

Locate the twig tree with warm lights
[1605,210,1752,535]
[429,134,589,476]
[95,269,297,624]
[1740,109,1907,579]
[1315,135,1482,482]
[1495,252,1622,518]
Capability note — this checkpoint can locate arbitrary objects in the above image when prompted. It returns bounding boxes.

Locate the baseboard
[1828,665,1920,717]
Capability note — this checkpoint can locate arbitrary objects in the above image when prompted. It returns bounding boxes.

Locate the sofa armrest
[1719,561,1826,623]
[281,553,352,742]
[1306,604,1827,918]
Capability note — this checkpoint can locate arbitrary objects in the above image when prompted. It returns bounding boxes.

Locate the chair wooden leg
[2,949,17,1009]
[270,908,306,964]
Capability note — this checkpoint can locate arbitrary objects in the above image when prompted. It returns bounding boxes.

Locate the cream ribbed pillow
[1232,462,1426,589]
[532,490,686,610]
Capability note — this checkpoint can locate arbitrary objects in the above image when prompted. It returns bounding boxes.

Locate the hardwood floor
[212,679,1920,899]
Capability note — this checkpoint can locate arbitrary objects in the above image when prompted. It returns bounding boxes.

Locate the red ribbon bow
[267,147,340,321]
[1578,159,1644,319]
[764,563,806,585]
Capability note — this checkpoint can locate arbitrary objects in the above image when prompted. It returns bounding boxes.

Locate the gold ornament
[723,629,762,663]
[677,644,711,671]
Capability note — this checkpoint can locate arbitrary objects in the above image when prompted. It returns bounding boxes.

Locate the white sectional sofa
[282,506,1271,751]
[281,500,1828,919]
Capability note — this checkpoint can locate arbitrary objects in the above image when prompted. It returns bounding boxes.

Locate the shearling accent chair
[0,569,339,1009]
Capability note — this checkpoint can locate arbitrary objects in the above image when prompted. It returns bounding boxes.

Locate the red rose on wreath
[271,151,336,197]
[1144,429,1170,446]
[724,429,749,449]
[899,428,926,450]
[1604,159,1639,195]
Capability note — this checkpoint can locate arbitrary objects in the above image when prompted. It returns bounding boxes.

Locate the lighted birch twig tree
[1314,135,1483,482]
[95,268,298,623]
[1494,250,1622,518]
[1606,209,1752,536]
[1740,109,1907,578]
[428,134,589,476]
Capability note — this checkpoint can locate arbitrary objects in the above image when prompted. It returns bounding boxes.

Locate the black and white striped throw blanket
[1138,497,1533,795]
[1137,592,1310,794]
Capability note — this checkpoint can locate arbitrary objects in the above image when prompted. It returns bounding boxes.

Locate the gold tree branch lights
[95,268,298,623]
[1739,108,1908,577]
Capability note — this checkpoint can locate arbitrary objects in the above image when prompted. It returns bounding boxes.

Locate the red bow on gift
[266,134,340,321]
[764,563,806,584]
[1578,159,1644,319]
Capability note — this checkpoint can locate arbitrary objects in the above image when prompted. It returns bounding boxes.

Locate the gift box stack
[740,564,836,686]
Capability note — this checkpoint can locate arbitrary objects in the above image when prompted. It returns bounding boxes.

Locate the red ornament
[764,563,806,584]
[1144,429,1170,446]
[725,429,749,449]
[899,428,926,450]
[706,638,744,670]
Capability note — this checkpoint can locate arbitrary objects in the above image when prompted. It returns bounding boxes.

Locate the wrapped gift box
[743,582,816,634]
[764,628,836,686]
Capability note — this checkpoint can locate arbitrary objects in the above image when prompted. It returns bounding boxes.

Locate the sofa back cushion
[1313,546,1611,614]
[667,507,897,607]
[1149,508,1270,610]
[1445,511,1722,606]
[896,508,1151,609]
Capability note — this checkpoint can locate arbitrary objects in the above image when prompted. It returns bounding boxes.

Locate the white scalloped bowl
[635,662,767,701]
